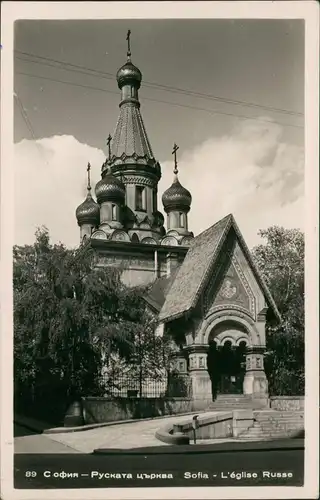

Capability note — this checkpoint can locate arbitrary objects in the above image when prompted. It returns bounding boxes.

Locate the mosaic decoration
[220,279,237,299]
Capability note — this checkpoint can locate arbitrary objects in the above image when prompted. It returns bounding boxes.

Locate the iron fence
[101,373,192,399]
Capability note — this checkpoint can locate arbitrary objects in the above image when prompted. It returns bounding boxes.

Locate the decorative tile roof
[158,214,280,323]
[111,102,155,164]
[144,269,179,313]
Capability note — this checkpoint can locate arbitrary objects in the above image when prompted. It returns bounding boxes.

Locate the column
[186,345,212,410]
[166,351,190,398]
[243,346,268,400]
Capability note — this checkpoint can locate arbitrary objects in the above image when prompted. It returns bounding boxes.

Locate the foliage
[101,314,178,396]
[13,227,150,422]
[252,226,304,395]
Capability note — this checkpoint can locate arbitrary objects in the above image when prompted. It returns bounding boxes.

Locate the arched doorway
[207,321,248,399]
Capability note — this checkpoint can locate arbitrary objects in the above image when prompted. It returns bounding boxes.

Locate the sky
[13,18,305,249]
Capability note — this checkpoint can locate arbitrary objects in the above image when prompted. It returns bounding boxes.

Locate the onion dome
[162,143,192,213]
[95,170,125,204]
[76,192,100,226]
[117,62,142,90]
[76,162,99,226]
[162,176,192,213]
[116,29,142,89]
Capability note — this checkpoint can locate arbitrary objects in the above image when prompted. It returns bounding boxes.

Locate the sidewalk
[15,410,203,435]
[14,413,303,455]
[14,414,52,433]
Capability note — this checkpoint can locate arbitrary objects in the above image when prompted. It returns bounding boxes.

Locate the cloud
[14,135,105,248]
[159,119,304,247]
[14,120,304,249]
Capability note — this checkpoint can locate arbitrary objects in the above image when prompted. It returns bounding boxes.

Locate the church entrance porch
[206,320,248,400]
[181,316,269,411]
[207,340,247,399]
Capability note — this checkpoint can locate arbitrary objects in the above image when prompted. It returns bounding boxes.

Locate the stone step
[237,409,304,441]
[257,420,303,427]
[258,422,304,427]
[256,416,303,421]
[210,404,266,411]
[254,416,303,423]
[255,412,303,417]
[255,411,303,415]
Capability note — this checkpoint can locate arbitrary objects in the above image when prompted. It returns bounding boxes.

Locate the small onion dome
[116,61,142,90]
[76,192,99,226]
[95,172,125,204]
[162,176,192,213]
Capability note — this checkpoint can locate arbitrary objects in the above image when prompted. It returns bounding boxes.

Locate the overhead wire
[15,50,303,118]
[16,70,304,130]
[14,91,49,164]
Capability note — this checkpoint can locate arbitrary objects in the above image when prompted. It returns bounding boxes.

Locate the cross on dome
[107,134,112,161]
[172,143,179,175]
[126,29,131,61]
[87,162,91,192]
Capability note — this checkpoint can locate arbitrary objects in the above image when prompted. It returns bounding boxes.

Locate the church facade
[75,33,280,410]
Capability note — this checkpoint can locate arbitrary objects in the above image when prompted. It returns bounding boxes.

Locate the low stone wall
[270,396,304,411]
[155,410,255,445]
[232,410,255,437]
[176,412,234,440]
[81,397,193,424]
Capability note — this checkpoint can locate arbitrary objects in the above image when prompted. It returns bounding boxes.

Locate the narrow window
[153,190,157,213]
[112,204,117,221]
[142,187,147,210]
[136,186,146,210]
[179,212,184,228]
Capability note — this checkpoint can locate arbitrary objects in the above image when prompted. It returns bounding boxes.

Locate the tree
[13,227,147,423]
[101,311,178,398]
[252,226,304,395]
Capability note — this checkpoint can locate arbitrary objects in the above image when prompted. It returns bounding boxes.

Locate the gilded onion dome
[162,176,192,213]
[95,168,126,205]
[76,163,100,226]
[76,192,100,226]
[116,29,142,90]
[117,62,142,90]
[162,144,192,213]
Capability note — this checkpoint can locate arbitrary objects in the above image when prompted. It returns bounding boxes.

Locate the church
[75,32,280,411]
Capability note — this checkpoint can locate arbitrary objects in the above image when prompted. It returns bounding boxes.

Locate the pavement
[14,424,80,454]
[15,412,234,454]
[44,413,214,452]
[14,412,305,455]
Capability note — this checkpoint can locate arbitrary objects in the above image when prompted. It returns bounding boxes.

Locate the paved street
[43,412,222,453]
[14,424,79,454]
[14,421,304,489]
[44,416,190,452]
[15,415,201,454]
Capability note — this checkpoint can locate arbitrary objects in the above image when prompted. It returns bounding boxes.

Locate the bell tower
[106,30,165,242]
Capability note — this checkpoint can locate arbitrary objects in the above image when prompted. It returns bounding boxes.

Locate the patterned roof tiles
[158,215,232,322]
[111,103,154,162]
[144,268,179,313]
[158,214,280,323]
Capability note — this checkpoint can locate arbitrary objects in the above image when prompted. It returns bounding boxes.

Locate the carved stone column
[186,345,211,410]
[166,350,190,398]
[243,346,268,400]
[173,353,188,375]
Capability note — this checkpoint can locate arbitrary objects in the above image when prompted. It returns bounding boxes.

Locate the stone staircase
[208,394,268,411]
[237,410,304,441]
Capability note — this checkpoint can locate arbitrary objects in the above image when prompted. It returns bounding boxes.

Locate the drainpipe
[154,249,158,278]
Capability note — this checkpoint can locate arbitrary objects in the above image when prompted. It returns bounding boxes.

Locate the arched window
[179,213,184,228]
[136,186,146,210]
[112,204,117,221]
